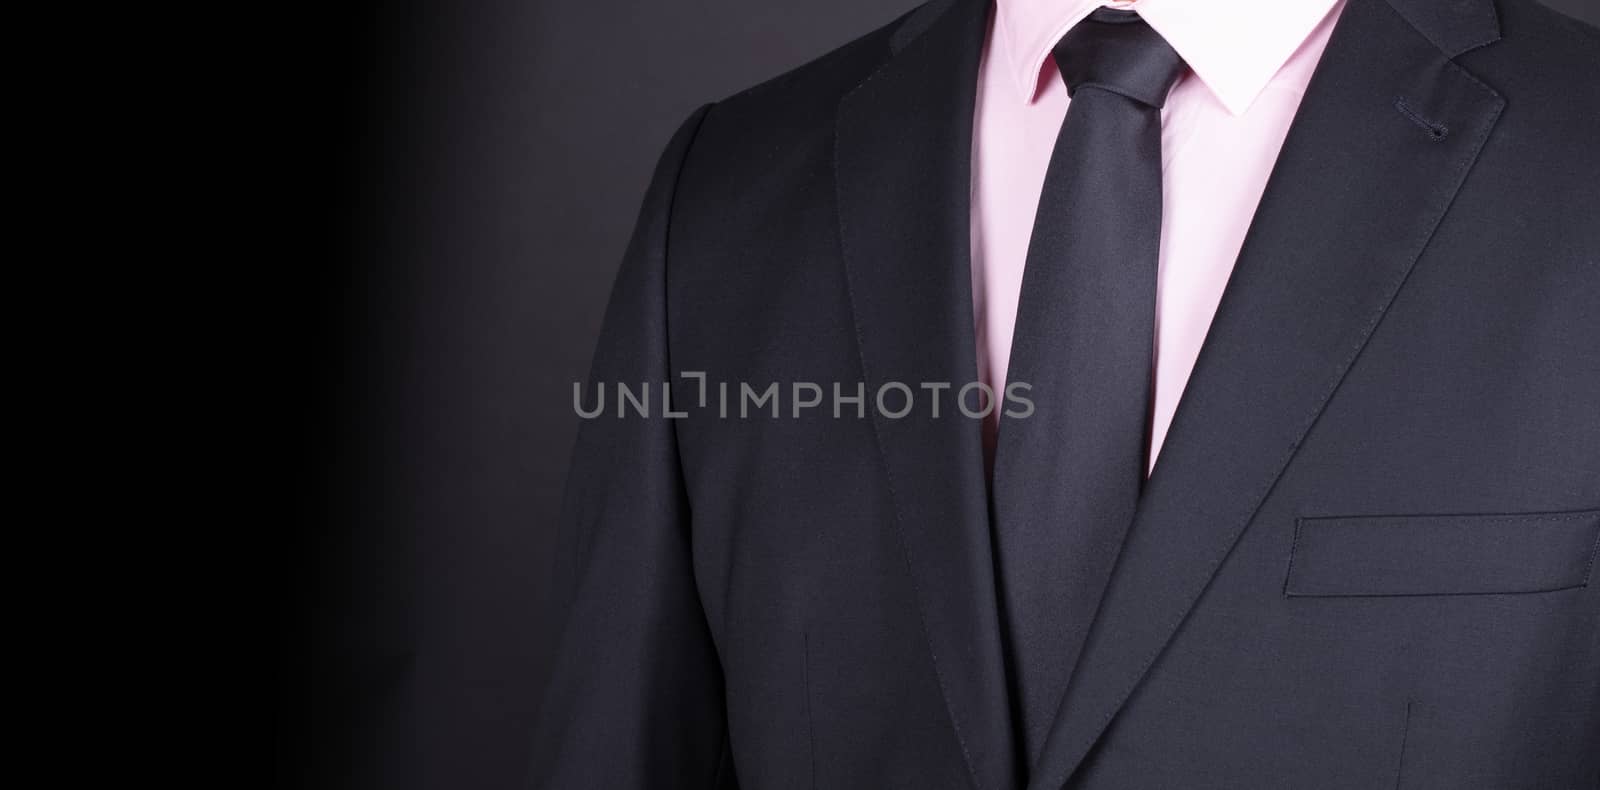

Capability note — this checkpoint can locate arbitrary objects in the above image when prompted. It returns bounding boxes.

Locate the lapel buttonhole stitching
[1394,96,1449,141]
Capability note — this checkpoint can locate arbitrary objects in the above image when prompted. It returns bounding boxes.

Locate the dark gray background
[290,0,1599,788]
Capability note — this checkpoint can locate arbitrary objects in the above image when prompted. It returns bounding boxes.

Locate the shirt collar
[995,0,1343,114]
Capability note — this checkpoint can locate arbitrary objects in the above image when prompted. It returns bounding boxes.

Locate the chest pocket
[1284,509,1600,597]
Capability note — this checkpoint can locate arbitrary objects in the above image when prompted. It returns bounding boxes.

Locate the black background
[283,0,1599,788]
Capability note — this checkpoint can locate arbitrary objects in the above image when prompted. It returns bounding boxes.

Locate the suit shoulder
[709,6,914,124]
[1502,0,1600,48]
[1457,0,1600,153]
[674,4,924,182]
[663,4,928,224]
[1466,0,1600,93]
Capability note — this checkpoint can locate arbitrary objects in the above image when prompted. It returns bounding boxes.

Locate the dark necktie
[989,9,1187,769]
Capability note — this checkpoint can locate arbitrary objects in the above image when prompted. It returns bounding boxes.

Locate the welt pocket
[1284,509,1600,598]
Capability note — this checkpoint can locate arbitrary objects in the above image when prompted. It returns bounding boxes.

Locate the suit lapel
[834,2,1019,789]
[1027,0,1505,786]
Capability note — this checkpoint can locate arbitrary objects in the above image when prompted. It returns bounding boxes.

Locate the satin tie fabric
[990,9,1187,771]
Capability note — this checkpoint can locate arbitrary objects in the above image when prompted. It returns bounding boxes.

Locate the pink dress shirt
[972,0,1346,471]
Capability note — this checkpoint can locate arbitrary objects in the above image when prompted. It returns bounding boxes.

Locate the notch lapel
[834,1,1019,789]
[1027,0,1505,786]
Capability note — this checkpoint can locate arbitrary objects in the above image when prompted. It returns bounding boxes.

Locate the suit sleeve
[528,103,733,789]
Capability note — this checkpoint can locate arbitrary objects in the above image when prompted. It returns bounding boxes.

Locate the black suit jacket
[532,0,1600,787]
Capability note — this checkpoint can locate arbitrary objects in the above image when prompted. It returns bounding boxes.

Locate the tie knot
[1052,9,1186,108]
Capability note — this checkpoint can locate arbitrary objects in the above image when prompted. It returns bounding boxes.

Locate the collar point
[1215,89,1259,117]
